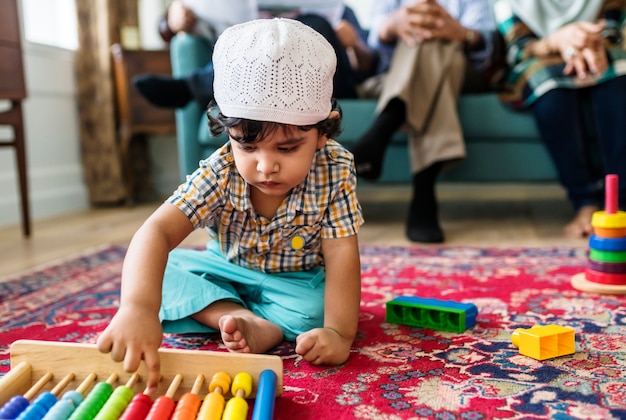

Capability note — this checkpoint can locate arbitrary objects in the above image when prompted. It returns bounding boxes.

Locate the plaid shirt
[168,139,364,274]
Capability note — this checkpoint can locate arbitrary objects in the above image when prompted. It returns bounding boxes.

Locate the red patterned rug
[1,245,626,419]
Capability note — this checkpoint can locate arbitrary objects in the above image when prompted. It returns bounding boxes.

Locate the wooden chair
[0,0,30,236]
[110,43,176,204]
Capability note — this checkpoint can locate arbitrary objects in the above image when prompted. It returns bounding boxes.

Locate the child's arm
[96,203,194,391]
[295,234,361,365]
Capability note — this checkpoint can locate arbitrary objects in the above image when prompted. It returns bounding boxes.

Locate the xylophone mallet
[42,373,98,420]
[93,373,141,420]
[143,373,183,420]
[16,372,75,420]
[196,372,231,420]
[169,374,205,420]
[67,373,119,420]
[222,372,253,420]
[251,370,277,420]
[0,371,53,419]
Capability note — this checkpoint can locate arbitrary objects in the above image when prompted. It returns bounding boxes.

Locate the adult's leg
[350,98,406,180]
[531,88,602,237]
[132,63,214,109]
[589,76,626,209]
[350,41,460,181]
[405,43,466,243]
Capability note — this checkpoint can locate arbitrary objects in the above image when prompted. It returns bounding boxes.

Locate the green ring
[589,249,626,263]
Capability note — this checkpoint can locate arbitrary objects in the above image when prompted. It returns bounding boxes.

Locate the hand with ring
[560,43,608,78]
[549,21,607,79]
[564,46,577,60]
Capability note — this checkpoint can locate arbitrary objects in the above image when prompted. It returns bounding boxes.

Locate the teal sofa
[170,33,558,183]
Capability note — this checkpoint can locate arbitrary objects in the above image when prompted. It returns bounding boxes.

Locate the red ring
[585,268,626,285]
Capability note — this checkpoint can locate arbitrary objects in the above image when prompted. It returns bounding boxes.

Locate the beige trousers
[369,41,467,174]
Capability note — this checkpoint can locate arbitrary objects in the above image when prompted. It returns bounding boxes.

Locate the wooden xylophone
[0,340,283,419]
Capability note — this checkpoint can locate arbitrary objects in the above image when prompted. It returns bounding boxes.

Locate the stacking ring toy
[572,174,626,294]
[587,258,626,274]
[589,249,626,263]
[585,268,626,285]
[594,227,626,237]
[589,235,626,251]
[591,211,626,229]
[591,174,626,230]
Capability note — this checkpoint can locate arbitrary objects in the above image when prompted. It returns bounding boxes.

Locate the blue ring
[589,234,626,251]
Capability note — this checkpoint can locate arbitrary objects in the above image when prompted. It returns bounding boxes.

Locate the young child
[96,18,364,391]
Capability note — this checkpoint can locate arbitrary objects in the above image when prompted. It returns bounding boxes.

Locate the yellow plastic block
[511,324,575,360]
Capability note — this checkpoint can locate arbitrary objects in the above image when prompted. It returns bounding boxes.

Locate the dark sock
[350,98,406,180]
[132,74,193,108]
[406,163,444,243]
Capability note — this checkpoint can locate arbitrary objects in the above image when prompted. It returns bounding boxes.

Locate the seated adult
[134,0,378,109]
[494,0,626,238]
[349,0,497,243]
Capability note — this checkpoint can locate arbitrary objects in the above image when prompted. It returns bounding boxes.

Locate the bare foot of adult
[564,205,599,238]
[218,314,283,354]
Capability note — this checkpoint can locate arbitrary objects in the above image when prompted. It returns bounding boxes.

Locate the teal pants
[159,241,326,341]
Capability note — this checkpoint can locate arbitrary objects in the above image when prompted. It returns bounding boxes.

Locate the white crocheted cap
[213,18,336,125]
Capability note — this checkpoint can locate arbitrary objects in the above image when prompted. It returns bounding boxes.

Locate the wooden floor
[0,183,588,279]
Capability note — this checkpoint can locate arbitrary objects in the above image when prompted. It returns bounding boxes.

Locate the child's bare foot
[218,314,283,354]
[564,205,599,238]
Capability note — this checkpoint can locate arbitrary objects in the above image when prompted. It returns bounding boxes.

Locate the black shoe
[405,199,445,243]
[406,222,444,243]
[132,74,193,108]
[405,163,444,243]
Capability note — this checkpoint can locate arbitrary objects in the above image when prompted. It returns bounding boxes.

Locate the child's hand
[96,305,163,392]
[295,327,352,365]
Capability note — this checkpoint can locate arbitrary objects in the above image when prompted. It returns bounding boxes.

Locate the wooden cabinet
[0,0,30,236]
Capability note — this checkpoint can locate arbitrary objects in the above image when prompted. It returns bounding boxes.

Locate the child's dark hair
[207,99,343,143]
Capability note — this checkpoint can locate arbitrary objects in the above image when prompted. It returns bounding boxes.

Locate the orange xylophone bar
[169,374,205,420]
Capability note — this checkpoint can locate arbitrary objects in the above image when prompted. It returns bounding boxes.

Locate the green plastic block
[386,296,478,333]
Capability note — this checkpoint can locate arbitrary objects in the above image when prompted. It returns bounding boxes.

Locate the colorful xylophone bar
[0,340,283,420]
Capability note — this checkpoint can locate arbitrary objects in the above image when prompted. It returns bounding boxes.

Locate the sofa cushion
[336,93,540,147]
[459,94,540,141]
